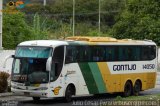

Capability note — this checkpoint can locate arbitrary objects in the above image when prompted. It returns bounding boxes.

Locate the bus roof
[66,36,156,45]
[18,37,156,47]
[18,40,68,47]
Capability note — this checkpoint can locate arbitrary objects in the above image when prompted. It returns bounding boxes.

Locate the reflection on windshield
[15,47,52,58]
[12,58,49,84]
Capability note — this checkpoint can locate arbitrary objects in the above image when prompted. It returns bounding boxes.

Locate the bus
[8,36,157,102]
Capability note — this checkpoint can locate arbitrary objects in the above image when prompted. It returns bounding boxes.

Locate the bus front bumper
[11,88,49,98]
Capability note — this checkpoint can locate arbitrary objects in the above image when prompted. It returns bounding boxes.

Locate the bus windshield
[12,58,49,84]
[12,47,53,84]
[15,46,52,58]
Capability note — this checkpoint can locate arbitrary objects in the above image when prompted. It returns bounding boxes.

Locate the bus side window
[127,47,133,61]
[98,47,105,61]
[92,47,99,61]
[92,46,105,62]
[51,46,64,81]
[119,46,133,61]
[134,47,141,61]
[119,47,126,61]
[106,47,116,61]
[78,46,91,62]
[65,46,77,63]
[65,47,73,63]
[149,46,156,60]
[141,46,150,60]
[75,46,81,62]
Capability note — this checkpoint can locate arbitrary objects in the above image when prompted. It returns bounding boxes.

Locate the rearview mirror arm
[3,55,15,68]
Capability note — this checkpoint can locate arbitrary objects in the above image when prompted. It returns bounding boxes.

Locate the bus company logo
[7,0,31,9]
[52,86,62,95]
[1,0,31,14]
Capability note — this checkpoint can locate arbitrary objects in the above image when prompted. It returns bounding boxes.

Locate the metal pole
[98,0,101,36]
[73,0,75,36]
[0,0,3,49]
[43,0,46,6]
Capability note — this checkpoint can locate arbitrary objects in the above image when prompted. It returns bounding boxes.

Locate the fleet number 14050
[143,64,155,69]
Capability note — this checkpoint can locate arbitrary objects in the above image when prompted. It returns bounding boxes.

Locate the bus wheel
[64,85,73,102]
[124,81,132,97]
[32,97,40,101]
[133,80,141,96]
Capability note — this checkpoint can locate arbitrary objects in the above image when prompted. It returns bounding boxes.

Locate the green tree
[22,0,126,37]
[32,13,48,39]
[111,0,160,45]
[3,12,34,49]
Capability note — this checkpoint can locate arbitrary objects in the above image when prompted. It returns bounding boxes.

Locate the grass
[115,94,160,101]
[100,94,160,106]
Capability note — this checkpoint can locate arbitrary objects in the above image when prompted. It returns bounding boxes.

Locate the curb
[0,92,13,97]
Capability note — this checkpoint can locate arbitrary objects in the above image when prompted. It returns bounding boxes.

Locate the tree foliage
[3,12,48,49]
[22,0,126,38]
[32,13,48,39]
[111,0,160,45]
[3,13,34,49]
[2,0,160,49]
[23,0,125,25]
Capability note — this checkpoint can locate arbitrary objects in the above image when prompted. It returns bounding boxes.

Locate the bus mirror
[11,55,15,58]
[46,57,52,71]
[3,55,15,68]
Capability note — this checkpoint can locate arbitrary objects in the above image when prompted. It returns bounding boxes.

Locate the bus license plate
[24,92,30,96]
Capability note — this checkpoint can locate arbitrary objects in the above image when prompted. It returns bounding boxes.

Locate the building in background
[0,50,15,73]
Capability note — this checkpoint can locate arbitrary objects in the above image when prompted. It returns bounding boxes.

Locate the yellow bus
[9,36,157,102]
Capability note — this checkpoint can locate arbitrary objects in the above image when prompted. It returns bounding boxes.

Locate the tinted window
[141,46,156,60]
[65,45,156,64]
[91,46,105,62]
[106,46,117,61]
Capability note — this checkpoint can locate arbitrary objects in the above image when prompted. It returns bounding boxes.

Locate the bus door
[50,46,65,96]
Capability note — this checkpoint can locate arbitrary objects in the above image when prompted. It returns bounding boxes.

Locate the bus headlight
[12,85,19,89]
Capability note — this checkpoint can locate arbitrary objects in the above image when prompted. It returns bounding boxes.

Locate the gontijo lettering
[113,64,136,71]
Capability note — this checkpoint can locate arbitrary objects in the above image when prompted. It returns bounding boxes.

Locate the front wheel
[64,86,73,102]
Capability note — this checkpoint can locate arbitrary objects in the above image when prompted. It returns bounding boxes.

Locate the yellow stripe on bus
[97,62,110,92]
[97,62,156,93]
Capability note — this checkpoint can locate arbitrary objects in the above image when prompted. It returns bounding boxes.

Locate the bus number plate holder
[24,92,30,96]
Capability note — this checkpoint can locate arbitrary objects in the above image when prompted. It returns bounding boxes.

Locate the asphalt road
[2,90,160,106]
[0,73,160,106]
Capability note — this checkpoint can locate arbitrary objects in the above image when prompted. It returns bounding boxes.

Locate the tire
[32,97,40,101]
[64,85,73,102]
[123,81,132,97]
[133,81,141,96]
